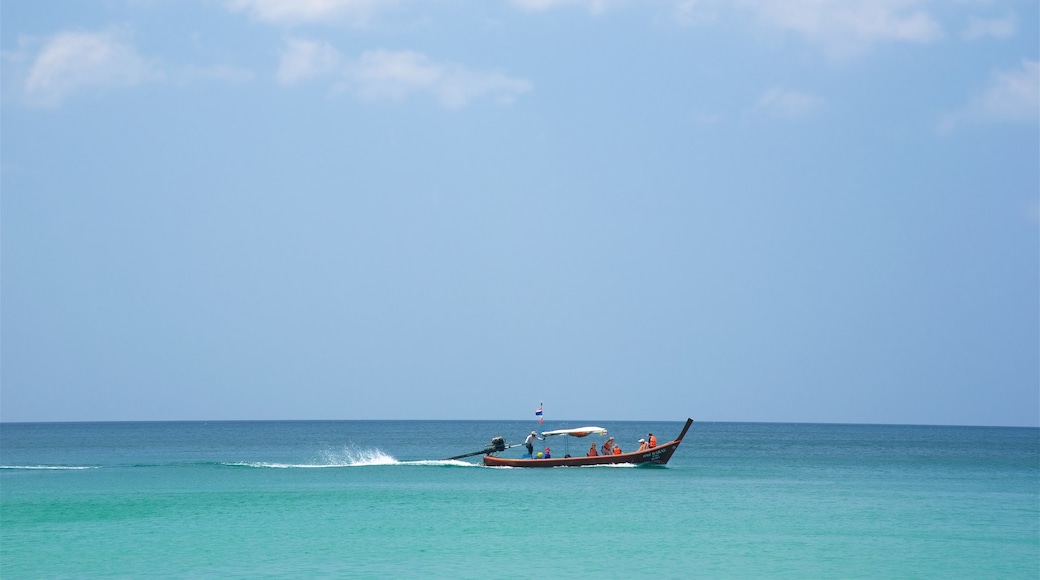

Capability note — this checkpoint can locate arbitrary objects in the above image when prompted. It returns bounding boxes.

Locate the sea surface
[1,420,1037,578]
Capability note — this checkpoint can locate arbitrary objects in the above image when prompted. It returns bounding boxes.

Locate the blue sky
[2,0,1037,425]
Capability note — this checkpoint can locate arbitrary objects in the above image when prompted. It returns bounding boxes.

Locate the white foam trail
[227,461,424,469]
[223,450,481,469]
[224,447,399,469]
[318,446,397,466]
[0,465,98,470]
[223,460,389,469]
[223,462,321,469]
[399,459,478,467]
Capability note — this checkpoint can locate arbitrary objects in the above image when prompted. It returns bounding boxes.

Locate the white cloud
[510,0,627,15]
[508,0,1006,60]
[674,0,719,26]
[277,40,533,108]
[963,14,1017,40]
[754,87,824,118]
[277,38,343,84]
[227,0,393,25]
[671,0,943,57]
[22,31,161,107]
[5,30,258,107]
[993,61,1040,118]
[344,50,458,103]
[744,0,943,57]
[941,60,1039,131]
[347,50,532,107]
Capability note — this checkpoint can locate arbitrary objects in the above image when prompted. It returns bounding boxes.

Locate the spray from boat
[224,445,477,468]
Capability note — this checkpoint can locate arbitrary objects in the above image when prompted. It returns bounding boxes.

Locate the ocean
[1,420,1037,578]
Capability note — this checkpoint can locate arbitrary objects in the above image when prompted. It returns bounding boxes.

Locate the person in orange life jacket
[638,438,649,451]
[543,447,551,459]
[613,444,622,455]
[587,444,598,456]
[648,433,657,448]
[601,437,614,456]
[524,431,544,456]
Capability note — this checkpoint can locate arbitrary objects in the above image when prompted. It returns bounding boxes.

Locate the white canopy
[540,426,608,438]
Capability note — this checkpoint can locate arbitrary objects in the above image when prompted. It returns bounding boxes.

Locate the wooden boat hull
[482,418,693,468]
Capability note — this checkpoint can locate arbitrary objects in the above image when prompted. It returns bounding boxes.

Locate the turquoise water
[2,421,1037,578]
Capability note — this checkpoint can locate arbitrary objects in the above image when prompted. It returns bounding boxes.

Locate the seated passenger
[543,447,551,459]
[588,444,598,456]
[638,438,649,451]
[613,444,622,455]
[648,433,657,448]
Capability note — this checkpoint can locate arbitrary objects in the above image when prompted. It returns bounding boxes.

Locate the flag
[535,404,543,424]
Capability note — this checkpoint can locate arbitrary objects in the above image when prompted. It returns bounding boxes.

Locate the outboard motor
[489,436,506,453]
[444,435,514,460]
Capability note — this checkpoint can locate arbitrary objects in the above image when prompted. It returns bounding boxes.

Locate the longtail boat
[479,418,693,468]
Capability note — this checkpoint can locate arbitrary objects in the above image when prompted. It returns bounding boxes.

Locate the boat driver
[524,431,544,456]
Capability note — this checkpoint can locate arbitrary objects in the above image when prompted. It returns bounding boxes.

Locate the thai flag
[535,405,543,424]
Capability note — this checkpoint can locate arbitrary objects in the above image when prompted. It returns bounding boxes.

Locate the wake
[0,465,98,470]
[224,446,477,469]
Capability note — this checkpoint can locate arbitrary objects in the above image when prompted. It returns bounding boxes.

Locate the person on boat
[587,444,598,456]
[648,433,657,448]
[543,447,551,459]
[613,444,622,455]
[638,438,649,451]
[524,431,544,456]
[601,437,614,456]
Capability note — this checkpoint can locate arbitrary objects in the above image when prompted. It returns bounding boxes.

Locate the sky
[1,0,1037,426]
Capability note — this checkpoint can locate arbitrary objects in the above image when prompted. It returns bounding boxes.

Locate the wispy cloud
[277,38,342,84]
[674,0,719,26]
[510,0,627,15]
[278,39,533,108]
[668,1,945,58]
[6,30,257,107]
[227,0,394,25]
[19,31,161,107]
[754,87,824,118]
[743,0,942,58]
[346,50,532,107]
[963,14,1017,41]
[941,60,1040,131]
